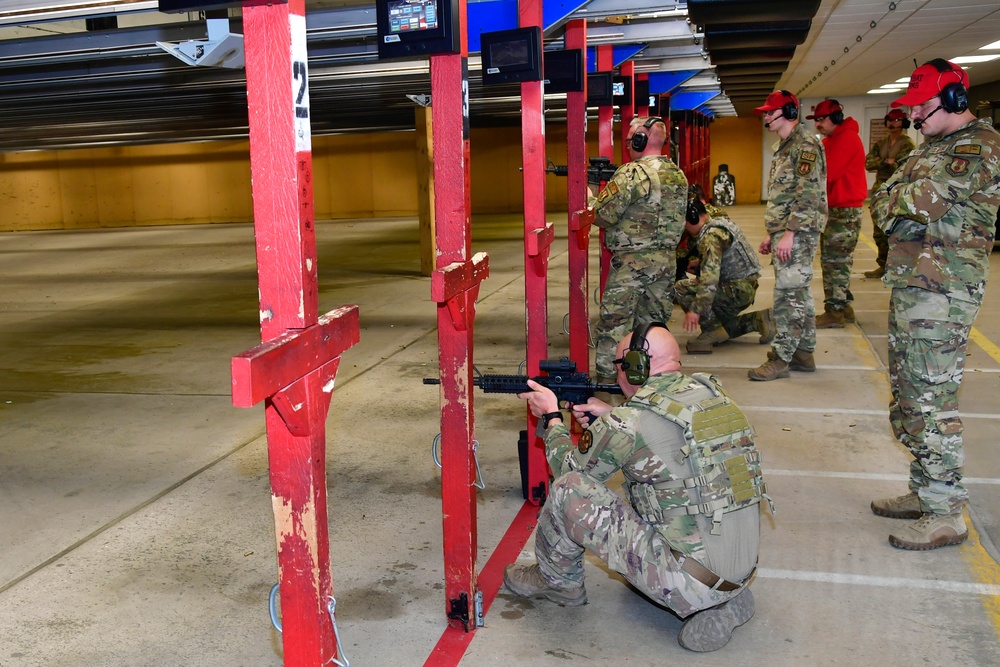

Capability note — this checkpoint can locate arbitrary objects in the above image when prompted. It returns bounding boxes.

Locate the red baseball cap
[884,109,907,122]
[891,60,969,108]
[755,90,799,114]
[805,99,842,120]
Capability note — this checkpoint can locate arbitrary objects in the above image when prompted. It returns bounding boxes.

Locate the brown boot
[842,304,856,323]
[756,308,776,344]
[871,492,921,519]
[864,266,885,279]
[888,513,968,551]
[686,326,729,354]
[748,356,789,381]
[815,309,845,329]
[768,348,815,372]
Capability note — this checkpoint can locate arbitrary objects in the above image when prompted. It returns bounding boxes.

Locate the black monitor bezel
[376,0,460,60]
[480,26,543,86]
[587,72,614,106]
[613,75,633,105]
[542,48,584,94]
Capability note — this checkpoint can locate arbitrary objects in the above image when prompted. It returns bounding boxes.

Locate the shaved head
[616,325,682,395]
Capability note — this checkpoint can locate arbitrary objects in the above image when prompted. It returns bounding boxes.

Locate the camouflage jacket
[543,371,759,560]
[866,133,916,188]
[590,155,688,252]
[871,117,1000,303]
[764,123,828,235]
[688,214,761,316]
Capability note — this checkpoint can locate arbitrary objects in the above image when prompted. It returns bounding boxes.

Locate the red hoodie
[823,117,867,208]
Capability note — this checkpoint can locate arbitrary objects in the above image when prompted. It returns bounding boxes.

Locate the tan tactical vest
[623,373,771,536]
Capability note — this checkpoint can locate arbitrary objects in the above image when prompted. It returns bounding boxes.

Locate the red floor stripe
[422,500,539,666]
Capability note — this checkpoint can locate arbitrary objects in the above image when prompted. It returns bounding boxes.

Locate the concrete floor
[1,206,999,666]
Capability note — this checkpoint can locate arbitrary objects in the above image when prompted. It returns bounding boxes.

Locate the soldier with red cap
[865,109,916,278]
[870,59,1000,550]
[806,99,868,328]
[749,90,828,381]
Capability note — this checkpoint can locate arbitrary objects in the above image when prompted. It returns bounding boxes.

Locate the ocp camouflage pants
[674,276,761,338]
[535,470,736,618]
[888,287,979,514]
[595,249,676,378]
[820,207,862,311]
[769,230,819,362]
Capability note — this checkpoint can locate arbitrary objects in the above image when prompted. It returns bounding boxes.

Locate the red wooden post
[564,19,590,373]
[430,0,491,630]
[235,0,360,663]
[597,45,614,296]
[520,0,552,506]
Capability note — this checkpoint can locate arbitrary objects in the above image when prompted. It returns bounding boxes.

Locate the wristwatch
[542,411,563,429]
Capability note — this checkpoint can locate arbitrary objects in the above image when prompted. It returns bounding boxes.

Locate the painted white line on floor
[757,568,1000,596]
[744,405,1000,419]
[765,468,1000,485]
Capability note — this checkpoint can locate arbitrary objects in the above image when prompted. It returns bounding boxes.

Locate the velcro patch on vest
[954,144,981,156]
[578,430,593,455]
[947,157,969,177]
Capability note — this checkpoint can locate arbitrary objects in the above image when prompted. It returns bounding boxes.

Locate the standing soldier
[589,116,688,380]
[749,90,828,381]
[865,109,916,279]
[870,59,1000,550]
[807,99,868,328]
[676,199,775,354]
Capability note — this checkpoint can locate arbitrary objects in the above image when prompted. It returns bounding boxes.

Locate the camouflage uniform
[675,212,763,339]
[870,117,1000,515]
[820,116,867,312]
[764,124,828,361]
[591,156,688,377]
[537,372,761,618]
[866,133,916,269]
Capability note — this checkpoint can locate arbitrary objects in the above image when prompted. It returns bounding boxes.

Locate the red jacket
[823,117,868,208]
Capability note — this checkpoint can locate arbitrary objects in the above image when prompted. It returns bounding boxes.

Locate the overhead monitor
[634,79,651,107]
[542,48,584,94]
[480,26,543,85]
[376,0,460,59]
[587,72,614,106]
[613,76,633,105]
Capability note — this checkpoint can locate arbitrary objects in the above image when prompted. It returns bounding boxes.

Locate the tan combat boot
[756,308,776,344]
[864,266,885,279]
[677,588,755,652]
[686,326,729,354]
[888,513,968,551]
[503,564,588,606]
[768,348,815,372]
[842,304,856,323]
[748,356,789,381]
[871,492,922,519]
[815,308,845,329]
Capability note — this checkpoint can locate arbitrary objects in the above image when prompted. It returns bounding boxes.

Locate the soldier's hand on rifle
[517,379,559,417]
[571,397,612,428]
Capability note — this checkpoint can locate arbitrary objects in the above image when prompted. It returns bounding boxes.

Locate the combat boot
[864,266,885,279]
[888,513,968,551]
[748,356,789,381]
[768,348,815,372]
[842,304,856,323]
[503,564,588,606]
[815,308,845,329]
[756,308,776,344]
[677,588,755,652]
[871,492,921,519]
[686,326,729,354]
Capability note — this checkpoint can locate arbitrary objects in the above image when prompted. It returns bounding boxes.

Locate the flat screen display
[387,0,439,33]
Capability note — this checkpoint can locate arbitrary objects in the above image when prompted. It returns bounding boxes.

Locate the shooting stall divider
[596,44,615,297]
[231,0,359,663]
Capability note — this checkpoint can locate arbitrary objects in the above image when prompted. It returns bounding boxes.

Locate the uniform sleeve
[544,409,638,482]
[592,163,650,229]
[865,140,882,173]
[690,228,726,316]
[882,147,996,227]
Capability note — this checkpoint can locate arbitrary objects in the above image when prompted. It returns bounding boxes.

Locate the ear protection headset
[884,112,911,130]
[630,116,664,152]
[928,58,969,113]
[827,99,844,125]
[620,321,668,385]
[778,90,798,121]
[686,199,706,226]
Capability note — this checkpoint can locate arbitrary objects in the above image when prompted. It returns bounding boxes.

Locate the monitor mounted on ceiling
[543,48,584,94]
[376,0,460,60]
[587,72,614,106]
[480,26,543,86]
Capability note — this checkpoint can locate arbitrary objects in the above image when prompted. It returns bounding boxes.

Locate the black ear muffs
[630,116,664,152]
[828,99,844,125]
[928,58,969,114]
[621,321,667,385]
[779,90,798,121]
[885,115,911,130]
